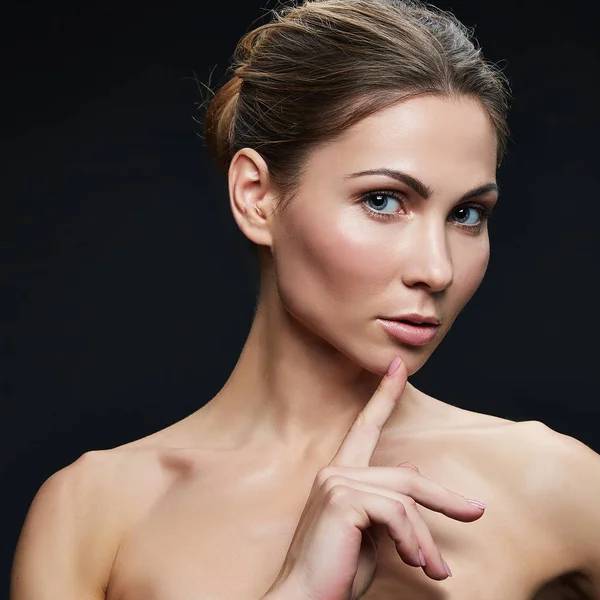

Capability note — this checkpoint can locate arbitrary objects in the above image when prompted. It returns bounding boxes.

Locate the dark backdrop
[4,0,599,594]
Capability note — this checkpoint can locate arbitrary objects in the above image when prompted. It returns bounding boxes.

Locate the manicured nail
[443,559,452,577]
[418,548,426,567]
[386,356,401,377]
[466,498,487,510]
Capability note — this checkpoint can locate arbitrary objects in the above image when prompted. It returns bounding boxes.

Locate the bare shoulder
[11,444,189,600]
[424,397,582,453]
[458,416,600,593]
[451,411,595,472]
[496,417,600,503]
[405,397,596,487]
[59,442,202,522]
[475,416,598,466]
[498,418,600,588]
[460,415,600,517]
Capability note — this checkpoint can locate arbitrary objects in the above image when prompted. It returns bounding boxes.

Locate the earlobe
[228,148,274,247]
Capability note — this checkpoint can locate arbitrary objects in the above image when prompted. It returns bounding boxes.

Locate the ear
[228,148,276,247]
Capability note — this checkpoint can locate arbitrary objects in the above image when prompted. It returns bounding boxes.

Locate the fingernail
[386,356,401,377]
[466,498,487,510]
[443,559,452,577]
[418,548,426,567]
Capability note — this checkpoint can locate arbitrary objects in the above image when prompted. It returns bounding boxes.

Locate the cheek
[272,206,391,323]
[452,237,490,305]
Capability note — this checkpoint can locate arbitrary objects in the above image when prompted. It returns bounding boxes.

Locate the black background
[4,0,599,594]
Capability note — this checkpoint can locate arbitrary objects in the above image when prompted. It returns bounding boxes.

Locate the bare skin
[12,394,594,600]
[99,395,593,600]
[10,95,600,599]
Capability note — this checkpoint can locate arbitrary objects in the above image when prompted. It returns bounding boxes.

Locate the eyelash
[358,189,494,232]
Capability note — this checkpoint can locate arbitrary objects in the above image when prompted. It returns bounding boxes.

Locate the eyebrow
[344,168,500,202]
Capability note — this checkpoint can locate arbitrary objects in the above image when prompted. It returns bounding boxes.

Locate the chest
[105,465,571,600]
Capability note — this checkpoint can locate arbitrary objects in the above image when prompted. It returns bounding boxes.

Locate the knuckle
[322,475,346,495]
[325,484,352,507]
[392,499,408,517]
[354,409,368,428]
[402,495,417,509]
[353,409,384,435]
[315,465,337,487]
[354,417,382,438]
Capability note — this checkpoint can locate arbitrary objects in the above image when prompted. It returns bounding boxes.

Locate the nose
[401,217,453,293]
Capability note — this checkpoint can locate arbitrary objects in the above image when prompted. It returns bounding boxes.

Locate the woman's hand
[262,356,487,600]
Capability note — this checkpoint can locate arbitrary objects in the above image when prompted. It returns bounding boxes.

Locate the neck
[199,281,426,461]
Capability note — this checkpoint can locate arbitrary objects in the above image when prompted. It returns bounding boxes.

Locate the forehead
[306,94,498,189]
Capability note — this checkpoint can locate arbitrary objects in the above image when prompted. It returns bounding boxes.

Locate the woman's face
[269,94,499,376]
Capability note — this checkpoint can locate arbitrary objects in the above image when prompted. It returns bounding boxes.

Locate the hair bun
[203,71,243,174]
[201,0,509,187]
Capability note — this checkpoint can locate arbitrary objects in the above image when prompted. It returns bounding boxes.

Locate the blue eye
[364,192,402,214]
[360,191,491,229]
[452,205,485,226]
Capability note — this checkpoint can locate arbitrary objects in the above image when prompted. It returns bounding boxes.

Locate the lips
[381,312,441,326]
[395,318,437,326]
[377,317,440,346]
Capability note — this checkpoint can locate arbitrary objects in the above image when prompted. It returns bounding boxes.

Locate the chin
[386,348,434,376]
[362,328,446,377]
[340,338,438,378]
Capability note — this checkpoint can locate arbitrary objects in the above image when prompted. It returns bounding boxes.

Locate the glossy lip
[377,317,440,346]
[381,312,441,326]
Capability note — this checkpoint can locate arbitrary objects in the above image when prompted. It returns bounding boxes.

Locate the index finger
[329,356,408,468]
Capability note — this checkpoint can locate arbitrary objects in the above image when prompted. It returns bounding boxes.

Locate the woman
[10,0,600,599]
